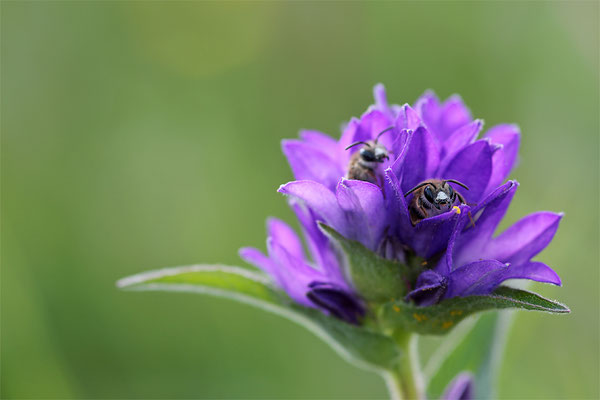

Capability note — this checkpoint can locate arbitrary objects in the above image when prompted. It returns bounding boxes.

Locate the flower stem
[383,333,425,400]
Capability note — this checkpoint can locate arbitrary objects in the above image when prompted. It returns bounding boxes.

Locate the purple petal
[299,130,339,154]
[383,169,413,234]
[238,247,279,282]
[409,206,465,259]
[400,126,441,194]
[441,140,493,203]
[336,179,386,249]
[390,128,413,178]
[373,83,389,113]
[442,373,474,400]
[438,95,473,139]
[445,259,508,298]
[447,259,561,299]
[339,110,393,156]
[281,140,343,190]
[267,217,305,261]
[440,205,473,275]
[440,119,483,170]
[484,124,521,192]
[306,282,365,325]
[396,104,422,131]
[267,238,322,307]
[416,91,472,143]
[496,261,561,286]
[486,211,563,265]
[290,201,348,289]
[453,181,518,267]
[405,269,447,306]
[278,180,348,235]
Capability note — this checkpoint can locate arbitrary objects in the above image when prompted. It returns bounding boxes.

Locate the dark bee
[345,127,394,184]
[404,179,470,226]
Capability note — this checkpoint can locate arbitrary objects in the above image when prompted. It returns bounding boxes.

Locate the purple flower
[280,85,520,260]
[240,84,561,321]
[442,372,474,400]
[407,181,562,305]
[239,202,364,324]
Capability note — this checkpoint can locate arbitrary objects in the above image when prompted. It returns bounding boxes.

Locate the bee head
[359,143,389,163]
[404,179,470,210]
[424,185,452,209]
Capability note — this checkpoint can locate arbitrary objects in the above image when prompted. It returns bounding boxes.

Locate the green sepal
[319,223,409,302]
[379,286,569,335]
[117,265,401,371]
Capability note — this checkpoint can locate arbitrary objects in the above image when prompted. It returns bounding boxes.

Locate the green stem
[382,333,425,400]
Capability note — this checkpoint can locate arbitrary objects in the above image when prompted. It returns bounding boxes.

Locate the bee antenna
[345,141,370,151]
[443,179,470,190]
[404,181,436,197]
[374,126,395,143]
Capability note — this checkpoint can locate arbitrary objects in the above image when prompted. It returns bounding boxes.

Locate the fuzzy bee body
[404,179,469,226]
[346,141,388,184]
[345,127,394,185]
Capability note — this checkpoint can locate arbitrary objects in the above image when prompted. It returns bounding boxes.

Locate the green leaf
[379,286,569,335]
[424,312,512,399]
[117,265,401,371]
[319,223,408,302]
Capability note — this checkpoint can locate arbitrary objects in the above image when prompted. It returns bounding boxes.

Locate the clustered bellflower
[119,84,568,400]
[240,84,562,321]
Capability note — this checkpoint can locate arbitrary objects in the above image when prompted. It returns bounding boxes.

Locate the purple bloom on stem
[241,84,561,321]
[407,181,562,305]
[239,202,364,324]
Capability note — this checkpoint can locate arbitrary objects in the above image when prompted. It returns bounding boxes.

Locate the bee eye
[360,149,376,162]
[448,185,454,198]
[424,186,435,202]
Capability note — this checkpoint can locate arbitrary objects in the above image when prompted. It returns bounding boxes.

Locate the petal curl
[278,180,347,234]
[281,140,343,190]
[405,270,447,306]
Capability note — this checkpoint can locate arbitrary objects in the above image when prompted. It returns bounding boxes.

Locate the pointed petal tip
[373,82,385,93]
[238,246,258,258]
[277,183,288,194]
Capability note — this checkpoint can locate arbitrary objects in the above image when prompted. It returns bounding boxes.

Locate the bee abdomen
[347,164,377,184]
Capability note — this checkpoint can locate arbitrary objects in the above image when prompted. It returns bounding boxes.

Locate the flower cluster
[240,84,561,323]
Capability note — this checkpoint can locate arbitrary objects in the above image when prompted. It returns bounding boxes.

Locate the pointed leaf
[319,223,409,302]
[379,286,569,335]
[117,265,401,371]
[425,312,512,399]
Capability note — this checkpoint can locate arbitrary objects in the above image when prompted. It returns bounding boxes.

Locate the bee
[404,179,470,226]
[345,127,394,184]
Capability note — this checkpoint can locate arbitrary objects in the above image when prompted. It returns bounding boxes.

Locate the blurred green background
[2,1,598,399]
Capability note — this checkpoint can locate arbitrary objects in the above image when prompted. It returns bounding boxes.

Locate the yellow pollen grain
[413,313,427,322]
[442,321,454,329]
[393,305,401,312]
[421,260,428,266]
[452,206,461,214]
[450,310,463,316]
